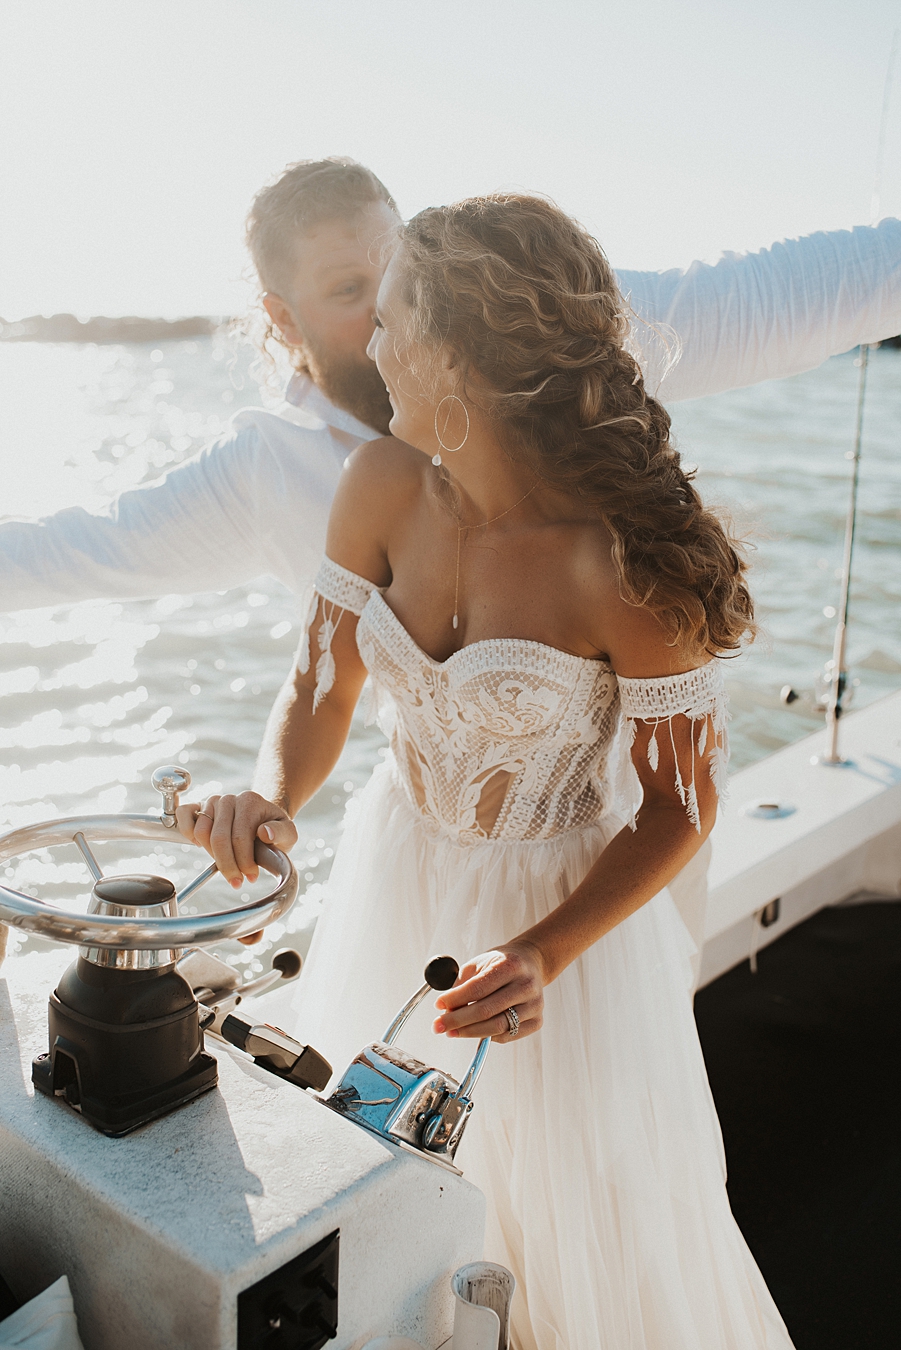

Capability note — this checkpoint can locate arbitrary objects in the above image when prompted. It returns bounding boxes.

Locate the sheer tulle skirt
[289,762,794,1350]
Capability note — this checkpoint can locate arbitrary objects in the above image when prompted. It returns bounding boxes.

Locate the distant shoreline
[0,314,226,343]
[4,312,900,351]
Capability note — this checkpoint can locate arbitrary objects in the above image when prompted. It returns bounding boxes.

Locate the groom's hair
[246,157,397,299]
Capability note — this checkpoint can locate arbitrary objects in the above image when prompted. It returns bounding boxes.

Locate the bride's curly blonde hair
[398,194,754,657]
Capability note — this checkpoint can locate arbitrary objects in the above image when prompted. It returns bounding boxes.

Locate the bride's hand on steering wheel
[175,792,297,892]
[432,941,546,1043]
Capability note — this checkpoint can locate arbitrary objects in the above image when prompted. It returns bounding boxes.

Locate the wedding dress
[289,557,795,1350]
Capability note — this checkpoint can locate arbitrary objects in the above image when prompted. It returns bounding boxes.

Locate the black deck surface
[695,901,901,1350]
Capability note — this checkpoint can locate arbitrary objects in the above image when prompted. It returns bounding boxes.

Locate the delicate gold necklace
[452,485,537,630]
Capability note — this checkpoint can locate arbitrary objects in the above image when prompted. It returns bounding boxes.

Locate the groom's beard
[299,334,393,435]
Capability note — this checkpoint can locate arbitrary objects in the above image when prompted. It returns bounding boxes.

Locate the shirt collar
[285,372,380,443]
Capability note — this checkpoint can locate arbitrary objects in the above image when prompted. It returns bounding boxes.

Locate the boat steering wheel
[0,765,297,953]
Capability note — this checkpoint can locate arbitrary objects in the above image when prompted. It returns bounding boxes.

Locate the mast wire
[822,30,898,762]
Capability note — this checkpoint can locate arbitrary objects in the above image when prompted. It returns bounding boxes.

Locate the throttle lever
[215,1012,332,1092]
[382,954,460,1045]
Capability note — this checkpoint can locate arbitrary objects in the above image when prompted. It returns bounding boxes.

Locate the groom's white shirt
[2,219,901,611]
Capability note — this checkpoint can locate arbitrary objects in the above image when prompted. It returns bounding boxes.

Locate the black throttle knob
[272,948,302,979]
[425,955,459,991]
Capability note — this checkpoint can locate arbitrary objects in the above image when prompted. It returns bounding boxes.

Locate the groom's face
[262,198,399,432]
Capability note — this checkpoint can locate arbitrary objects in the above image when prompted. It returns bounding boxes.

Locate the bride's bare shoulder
[573,524,705,676]
[334,436,426,514]
[327,437,427,579]
[344,435,425,489]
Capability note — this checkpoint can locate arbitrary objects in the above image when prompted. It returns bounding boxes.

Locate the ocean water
[1,338,899,972]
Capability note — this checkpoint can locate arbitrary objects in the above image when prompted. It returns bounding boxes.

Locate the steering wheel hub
[85,874,179,970]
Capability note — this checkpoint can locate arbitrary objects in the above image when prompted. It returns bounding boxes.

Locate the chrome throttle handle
[324,955,490,1170]
[188,947,304,1029]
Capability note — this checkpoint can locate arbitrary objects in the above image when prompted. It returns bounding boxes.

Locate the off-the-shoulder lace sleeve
[299,557,379,710]
[616,662,728,832]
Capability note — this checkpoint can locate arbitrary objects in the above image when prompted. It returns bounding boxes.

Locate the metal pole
[821,344,869,764]
[817,34,895,763]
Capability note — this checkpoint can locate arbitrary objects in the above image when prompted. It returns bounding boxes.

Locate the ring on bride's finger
[195,810,214,822]
[504,1006,520,1038]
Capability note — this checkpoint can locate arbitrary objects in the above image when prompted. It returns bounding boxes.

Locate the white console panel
[0,950,485,1350]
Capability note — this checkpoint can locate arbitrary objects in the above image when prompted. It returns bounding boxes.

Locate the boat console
[0,767,486,1349]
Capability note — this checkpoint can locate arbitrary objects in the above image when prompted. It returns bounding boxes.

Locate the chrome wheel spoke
[177,860,219,906]
[73,831,103,881]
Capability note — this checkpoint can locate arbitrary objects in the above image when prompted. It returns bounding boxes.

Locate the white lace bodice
[300,558,728,845]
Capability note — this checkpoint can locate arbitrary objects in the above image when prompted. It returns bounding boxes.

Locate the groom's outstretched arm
[0,410,339,611]
[617,218,901,403]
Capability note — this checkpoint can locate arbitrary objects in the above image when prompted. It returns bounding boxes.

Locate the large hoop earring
[432,394,470,466]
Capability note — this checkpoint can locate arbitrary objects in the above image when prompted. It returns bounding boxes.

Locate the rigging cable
[820,30,898,764]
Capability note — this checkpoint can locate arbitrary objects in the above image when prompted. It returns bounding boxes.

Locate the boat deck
[695,899,901,1350]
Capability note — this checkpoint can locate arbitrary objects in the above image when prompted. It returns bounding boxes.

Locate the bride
[180,194,794,1349]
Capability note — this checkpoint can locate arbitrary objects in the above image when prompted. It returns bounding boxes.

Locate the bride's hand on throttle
[175,792,298,889]
[432,942,546,1043]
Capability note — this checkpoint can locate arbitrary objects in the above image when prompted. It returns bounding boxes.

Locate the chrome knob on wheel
[150,764,192,827]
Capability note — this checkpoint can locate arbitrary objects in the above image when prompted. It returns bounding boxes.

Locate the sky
[2,0,901,319]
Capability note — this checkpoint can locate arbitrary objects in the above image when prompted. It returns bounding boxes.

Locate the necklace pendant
[452,614,459,630]
[432,453,442,467]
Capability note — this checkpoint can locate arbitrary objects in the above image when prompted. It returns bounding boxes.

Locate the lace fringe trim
[617,663,729,833]
[618,662,723,719]
[298,557,379,711]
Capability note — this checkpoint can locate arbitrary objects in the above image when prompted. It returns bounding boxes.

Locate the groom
[1,155,901,614]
